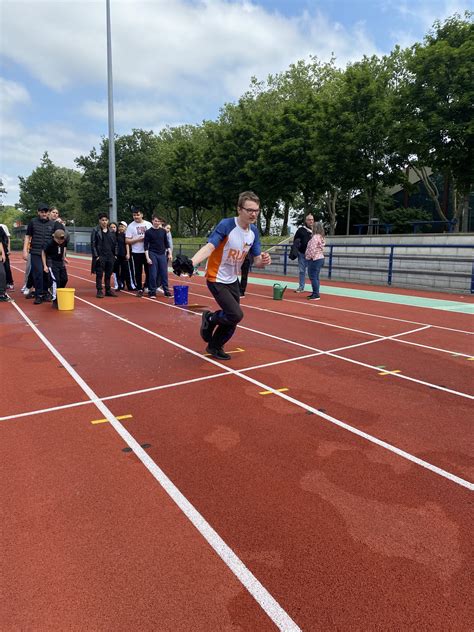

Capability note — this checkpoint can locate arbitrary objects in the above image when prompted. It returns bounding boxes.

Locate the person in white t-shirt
[125,207,152,296]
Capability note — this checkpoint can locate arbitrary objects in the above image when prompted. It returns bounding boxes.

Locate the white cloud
[1,0,382,95]
[0,77,30,113]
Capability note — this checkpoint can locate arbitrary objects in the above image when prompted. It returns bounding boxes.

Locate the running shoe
[200,310,213,342]
[206,345,231,361]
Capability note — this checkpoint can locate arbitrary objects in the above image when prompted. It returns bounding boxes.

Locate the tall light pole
[106,0,117,223]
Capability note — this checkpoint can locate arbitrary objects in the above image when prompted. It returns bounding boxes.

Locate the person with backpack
[292,213,315,293]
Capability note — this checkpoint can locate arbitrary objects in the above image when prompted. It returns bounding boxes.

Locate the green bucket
[273,283,287,300]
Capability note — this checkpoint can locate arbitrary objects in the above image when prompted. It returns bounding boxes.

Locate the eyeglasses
[240,206,260,214]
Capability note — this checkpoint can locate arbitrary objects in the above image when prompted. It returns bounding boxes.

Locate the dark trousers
[207,280,243,348]
[239,256,251,295]
[307,258,324,297]
[95,256,115,290]
[4,254,13,285]
[31,253,49,296]
[131,252,149,291]
[148,252,169,294]
[116,255,134,290]
[0,260,6,295]
[48,261,68,300]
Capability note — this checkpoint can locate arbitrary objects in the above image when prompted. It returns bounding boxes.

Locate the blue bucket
[173,285,189,306]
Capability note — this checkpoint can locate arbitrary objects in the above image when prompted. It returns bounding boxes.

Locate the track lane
[105,382,473,631]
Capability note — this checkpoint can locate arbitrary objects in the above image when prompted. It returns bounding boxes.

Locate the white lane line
[232,284,474,336]
[189,284,474,357]
[65,269,474,399]
[12,259,474,335]
[64,264,474,350]
[71,295,473,491]
[38,267,474,400]
[0,372,232,422]
[9,300,301,632]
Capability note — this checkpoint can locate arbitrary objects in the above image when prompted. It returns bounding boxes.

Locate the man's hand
[172,254,194,277]
[261,252,271,266]
[146,257,153,266]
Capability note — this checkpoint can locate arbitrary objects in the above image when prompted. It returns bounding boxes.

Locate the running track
[1,254,473,631]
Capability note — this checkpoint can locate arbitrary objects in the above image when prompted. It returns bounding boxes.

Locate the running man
[173,191,271,360]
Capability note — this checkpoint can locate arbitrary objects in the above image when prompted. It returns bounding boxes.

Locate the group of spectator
[91,207,173,299]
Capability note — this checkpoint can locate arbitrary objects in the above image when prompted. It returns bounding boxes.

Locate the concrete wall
[260,233,474,294]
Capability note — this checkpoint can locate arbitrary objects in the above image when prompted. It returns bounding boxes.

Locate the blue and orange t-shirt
[206,218,261,283]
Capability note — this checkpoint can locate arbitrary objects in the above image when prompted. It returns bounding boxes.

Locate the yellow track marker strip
[259,387,289,396]
[378,369,401,376]
[468,357,474,361]
[91,414,133,425]
[204,347,245,357]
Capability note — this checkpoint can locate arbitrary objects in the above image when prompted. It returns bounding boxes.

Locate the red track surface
[1,255,473,630]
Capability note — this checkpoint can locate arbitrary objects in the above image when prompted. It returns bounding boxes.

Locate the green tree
[395,12,474,227]
[76,129,162,224]
[18,152,82,222]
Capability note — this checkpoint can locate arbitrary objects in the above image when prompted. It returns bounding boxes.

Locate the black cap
[37,203,49,212]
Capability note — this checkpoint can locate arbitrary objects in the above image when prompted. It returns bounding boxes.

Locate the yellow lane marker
[91,414,133,425]
[378,370,401,376]
[204,347,245,357]
[468,357,474,361]
[259,387,289,396]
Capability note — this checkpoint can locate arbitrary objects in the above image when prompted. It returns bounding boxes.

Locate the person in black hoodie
[23,203,63,304]
[90,213,118,298]
[42,229,68,307]
[292,213,315,292]
[115,221,134,291]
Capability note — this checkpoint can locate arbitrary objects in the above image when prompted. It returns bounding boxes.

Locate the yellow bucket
[56,288,75,311]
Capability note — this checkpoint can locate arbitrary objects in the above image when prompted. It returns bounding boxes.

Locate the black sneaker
[51,299,58,309]
[206,345,231,361]
[200,310,213,342]
[137,290,144,297]
[164,291,172,297]
[0,294,11,302]
[105,290,117,297]
[307,295,320,301]
[25,291,36,299]
[96,290,104,298]
[42,294,51,302]
[34,296,43,304]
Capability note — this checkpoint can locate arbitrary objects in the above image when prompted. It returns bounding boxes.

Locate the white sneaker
[23,288,31,295]
[157,287,164,294]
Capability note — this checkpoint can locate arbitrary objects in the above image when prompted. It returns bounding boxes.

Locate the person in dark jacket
[144,216,172,298]
[0,237,11,302]
[292,213,314,292]
[42,229,68,307]
[23,203,63,304]
[115,221,134,290]
[90,213,118,298]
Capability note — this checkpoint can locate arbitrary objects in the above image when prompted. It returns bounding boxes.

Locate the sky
[0,0,470,206]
